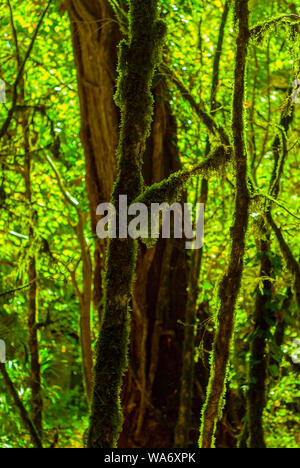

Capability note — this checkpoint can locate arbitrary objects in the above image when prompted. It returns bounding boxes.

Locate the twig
[161,63,230,147]
[267,212,300,312]
[0,280,37,298]
[0,363,43,448]
[252,191,300,221]
[0,0,52,138]
[250,14,300,41]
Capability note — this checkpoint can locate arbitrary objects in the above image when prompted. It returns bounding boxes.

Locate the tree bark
[23,110,43,438]
[174,1,230,448]
[64,0,120,320]
[248,231,272,448]
[85,0,166,447]
[199,0,250,448]
[246,91,296,448]
[65,0,192,447]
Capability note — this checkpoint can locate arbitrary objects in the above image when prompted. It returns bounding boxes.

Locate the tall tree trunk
[199,0,250,448]
[24,120,43,437]
[246,92,295,448]
[65,0,242,448]
[64,0,120,320]
[65,0,193,448]
[77,215,93,402]
[247,231,272,448]
[174,1,230,448]
[85,0,166,447]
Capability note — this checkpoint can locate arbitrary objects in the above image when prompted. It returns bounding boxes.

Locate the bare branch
[0,0,52,138]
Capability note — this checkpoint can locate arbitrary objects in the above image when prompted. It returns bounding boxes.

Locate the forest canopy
[0,0,299,449]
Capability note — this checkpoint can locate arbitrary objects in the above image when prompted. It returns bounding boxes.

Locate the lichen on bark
[199,0,251,449]
[86,0,166,448]
[245,93,295,449]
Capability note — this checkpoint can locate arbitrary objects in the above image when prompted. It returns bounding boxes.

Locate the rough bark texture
[65,0,240,449]
[65,0,193,448]
[248,230,272,448]
[85,0,166,447]
[199,0,250,448]
[65,0,120,319]
[246,94,295,449]
[174,1,230,448]
[119,92,191,447]
[23,113,43,438]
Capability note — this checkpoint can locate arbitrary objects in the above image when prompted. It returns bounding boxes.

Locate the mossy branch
[245,81,296,448]
[199,0,251,449]
[175,0,231,448]
[250,14,300,42]
[135,145,230,208]
[106,0,231,151]
[252,191,300,221]
[0,280,37,298]
[269,91,295,198]
[267,212,300,312]
[161,63,230,147]
[44,152,80,211]
[107,0,128,34]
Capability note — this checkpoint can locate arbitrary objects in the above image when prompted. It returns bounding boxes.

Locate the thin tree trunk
[26,256,43,436]
[246,93,295,448]
[77,214,93,402]
[174,1,230,448]
[248,231,272,448]
[23,110,43,438]
[199,0,250,448]
[4,0,44,439]
[0,364,43,448]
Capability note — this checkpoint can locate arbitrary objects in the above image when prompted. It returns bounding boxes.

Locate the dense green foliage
[0,0,299,448]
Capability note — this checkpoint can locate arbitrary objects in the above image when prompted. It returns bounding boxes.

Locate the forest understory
[0,0,299,449]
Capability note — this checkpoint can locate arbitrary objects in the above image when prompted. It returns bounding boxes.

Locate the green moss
[199,0,251,449]
[136,145,229,207]
[250,15,300,44]
[134,145,229,248]
[87,0,166,448]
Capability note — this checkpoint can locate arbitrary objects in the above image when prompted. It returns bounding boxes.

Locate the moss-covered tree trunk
[246,95,295,449]
[247,231,272,448]
[85,0,166,448]
[65,0,194,448]
[199,0,250,448]
[174,1,230,448]
[66,0,241,448]
[23,112,43,438]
